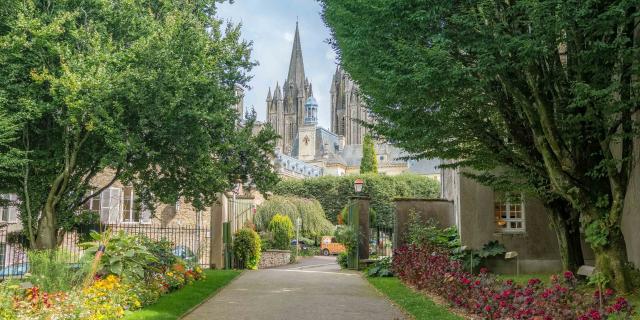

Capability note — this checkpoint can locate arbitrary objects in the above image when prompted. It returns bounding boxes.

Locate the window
[100,187,122,224]
[0,194,18,223]
[122,187,140,223]
[494,193,525,233]
[82,192,101,212]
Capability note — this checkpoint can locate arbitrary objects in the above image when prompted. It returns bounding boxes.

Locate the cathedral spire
[266,87,272,102]
[286,21,306,88]
[273,82,282,100]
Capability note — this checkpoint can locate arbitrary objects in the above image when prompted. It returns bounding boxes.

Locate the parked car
[0,263,28,277]
[172,245,197,264]
[290,239,308,250]
[319,236,346,256]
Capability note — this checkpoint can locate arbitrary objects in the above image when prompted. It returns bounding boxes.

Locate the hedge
[254,196,333,239]
[272,173,440,228]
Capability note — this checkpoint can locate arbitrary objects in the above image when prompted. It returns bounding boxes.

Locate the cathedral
[266,23,440,181]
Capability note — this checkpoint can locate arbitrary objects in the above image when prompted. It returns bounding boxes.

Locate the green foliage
[255,196,333,240]
[366,257,393,277]
[26,250,87,292]
[140,237,178,272]
[334,225,358,252]
[81,230,156,280]
[233,228,261,270]
[337,251,349,269]
[0,0,278,249]
[360,134,378,174]
[273,173,439,228]
[267,214,294,250]
[321,0,639,289]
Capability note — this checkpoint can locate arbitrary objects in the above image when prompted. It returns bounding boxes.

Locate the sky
[216,0,337,129]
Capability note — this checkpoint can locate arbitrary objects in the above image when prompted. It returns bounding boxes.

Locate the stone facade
[259,250,291,269]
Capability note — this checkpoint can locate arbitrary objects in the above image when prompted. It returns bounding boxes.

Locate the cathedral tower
[266,22,312,155]
[330,66,372,145]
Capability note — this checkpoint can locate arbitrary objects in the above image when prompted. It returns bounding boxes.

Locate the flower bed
[393,244,634,319]
[0,231,206,320]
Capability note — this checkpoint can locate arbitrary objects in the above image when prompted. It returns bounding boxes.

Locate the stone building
[266,22,441,180]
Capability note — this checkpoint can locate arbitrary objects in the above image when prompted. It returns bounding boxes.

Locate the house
[441,166,640,273]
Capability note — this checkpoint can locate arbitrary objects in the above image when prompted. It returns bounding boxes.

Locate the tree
[321,0,639,289]
[360,134,378,174]
[0,0,278,249]
[254,196,333,240]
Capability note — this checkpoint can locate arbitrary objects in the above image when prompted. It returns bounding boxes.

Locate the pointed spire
[286,21,306,88]
[266,87,272,102]
[308,83,313,97]
[273,82,282,100]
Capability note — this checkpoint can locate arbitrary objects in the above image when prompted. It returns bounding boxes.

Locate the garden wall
[259,250,291,269]
[393,198,455,248]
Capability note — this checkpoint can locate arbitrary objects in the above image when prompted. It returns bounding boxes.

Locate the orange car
[320,236,346,256]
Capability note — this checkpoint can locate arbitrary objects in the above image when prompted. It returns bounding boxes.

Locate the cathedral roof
[286,22,306,89]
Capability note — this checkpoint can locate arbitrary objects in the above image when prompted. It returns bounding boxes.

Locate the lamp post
[296,217,301,258]
[354,178,364,193]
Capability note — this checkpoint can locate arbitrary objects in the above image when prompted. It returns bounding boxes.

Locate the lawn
[124,269,241,320]
[367,277,462,320]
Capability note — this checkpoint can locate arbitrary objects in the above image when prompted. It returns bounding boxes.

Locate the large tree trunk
[547,201,584,272]
[34,204,58,249]
[592,224,631,292]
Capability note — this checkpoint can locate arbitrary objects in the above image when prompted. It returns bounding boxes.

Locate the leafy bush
[334,225,357,252]
[273,173,440,227]
[255,196,333,240]
[337,252,348,269]
[140,237,177,272]
[233,228,261,269]
[268,214,294,250]
[80,230,156,280]
[27,250,87,292]
[366,257,393,277]
[393,244,634,319]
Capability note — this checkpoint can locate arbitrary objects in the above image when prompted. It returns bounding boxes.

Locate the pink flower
[484,305,492,313]
[563,271,574,280]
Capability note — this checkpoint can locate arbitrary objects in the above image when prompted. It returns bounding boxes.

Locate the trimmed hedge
[268,214,294,250]
[233,228,261,269]
[272,173,440,228]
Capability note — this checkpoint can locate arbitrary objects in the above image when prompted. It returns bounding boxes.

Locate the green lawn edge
[366,276,462,320]
[124,269,242,320]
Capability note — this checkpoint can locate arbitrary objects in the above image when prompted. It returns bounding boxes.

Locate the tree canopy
[321,0,639,290]
[0,0,278,249]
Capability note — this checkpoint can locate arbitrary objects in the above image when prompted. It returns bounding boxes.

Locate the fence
[370,226,394,258]
[0,223,210,280]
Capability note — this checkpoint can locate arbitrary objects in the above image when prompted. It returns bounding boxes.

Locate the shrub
[337,252,348,269]
[140,237,177,272]
[393,244,634,319]
[233,228,261,269]
[268,214,294,250]
[366,257,393,277]
[80,230,156,280]
[334,225,357,252]
[27,250,87,292]
[273,173,440,227]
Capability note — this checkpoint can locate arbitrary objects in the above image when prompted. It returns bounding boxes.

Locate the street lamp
[354,178,364,193]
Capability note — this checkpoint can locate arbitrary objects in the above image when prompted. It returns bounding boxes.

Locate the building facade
[330,67,373,145]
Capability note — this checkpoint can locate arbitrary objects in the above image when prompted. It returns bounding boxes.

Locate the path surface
[183,256,406,320]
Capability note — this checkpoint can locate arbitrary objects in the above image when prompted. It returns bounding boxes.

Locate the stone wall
[259,250,291,269]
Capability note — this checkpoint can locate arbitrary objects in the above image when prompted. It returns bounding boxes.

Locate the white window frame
[121,187,140,224]
[100,187,122,225]
[0,194,19,224]
[494,193,525,233]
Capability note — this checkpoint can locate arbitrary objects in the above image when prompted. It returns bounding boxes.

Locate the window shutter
[109,188,122,224]
[100,189,111,224]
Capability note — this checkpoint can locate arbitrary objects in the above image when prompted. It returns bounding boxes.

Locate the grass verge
[124,269,241,320]
[367,277,462,320]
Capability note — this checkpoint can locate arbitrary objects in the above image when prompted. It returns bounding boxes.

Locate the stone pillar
[351,196,370,261]
[210,193,228,269]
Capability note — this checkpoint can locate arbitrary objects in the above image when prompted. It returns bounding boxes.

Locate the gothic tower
[266,22,312,155]
[330,66,372,145]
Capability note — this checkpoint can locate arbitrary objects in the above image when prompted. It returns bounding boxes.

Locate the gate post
[209,193,228,269]
[347,196,370,269]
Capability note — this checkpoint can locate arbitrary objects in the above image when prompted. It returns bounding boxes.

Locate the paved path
[183,256,406,320]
